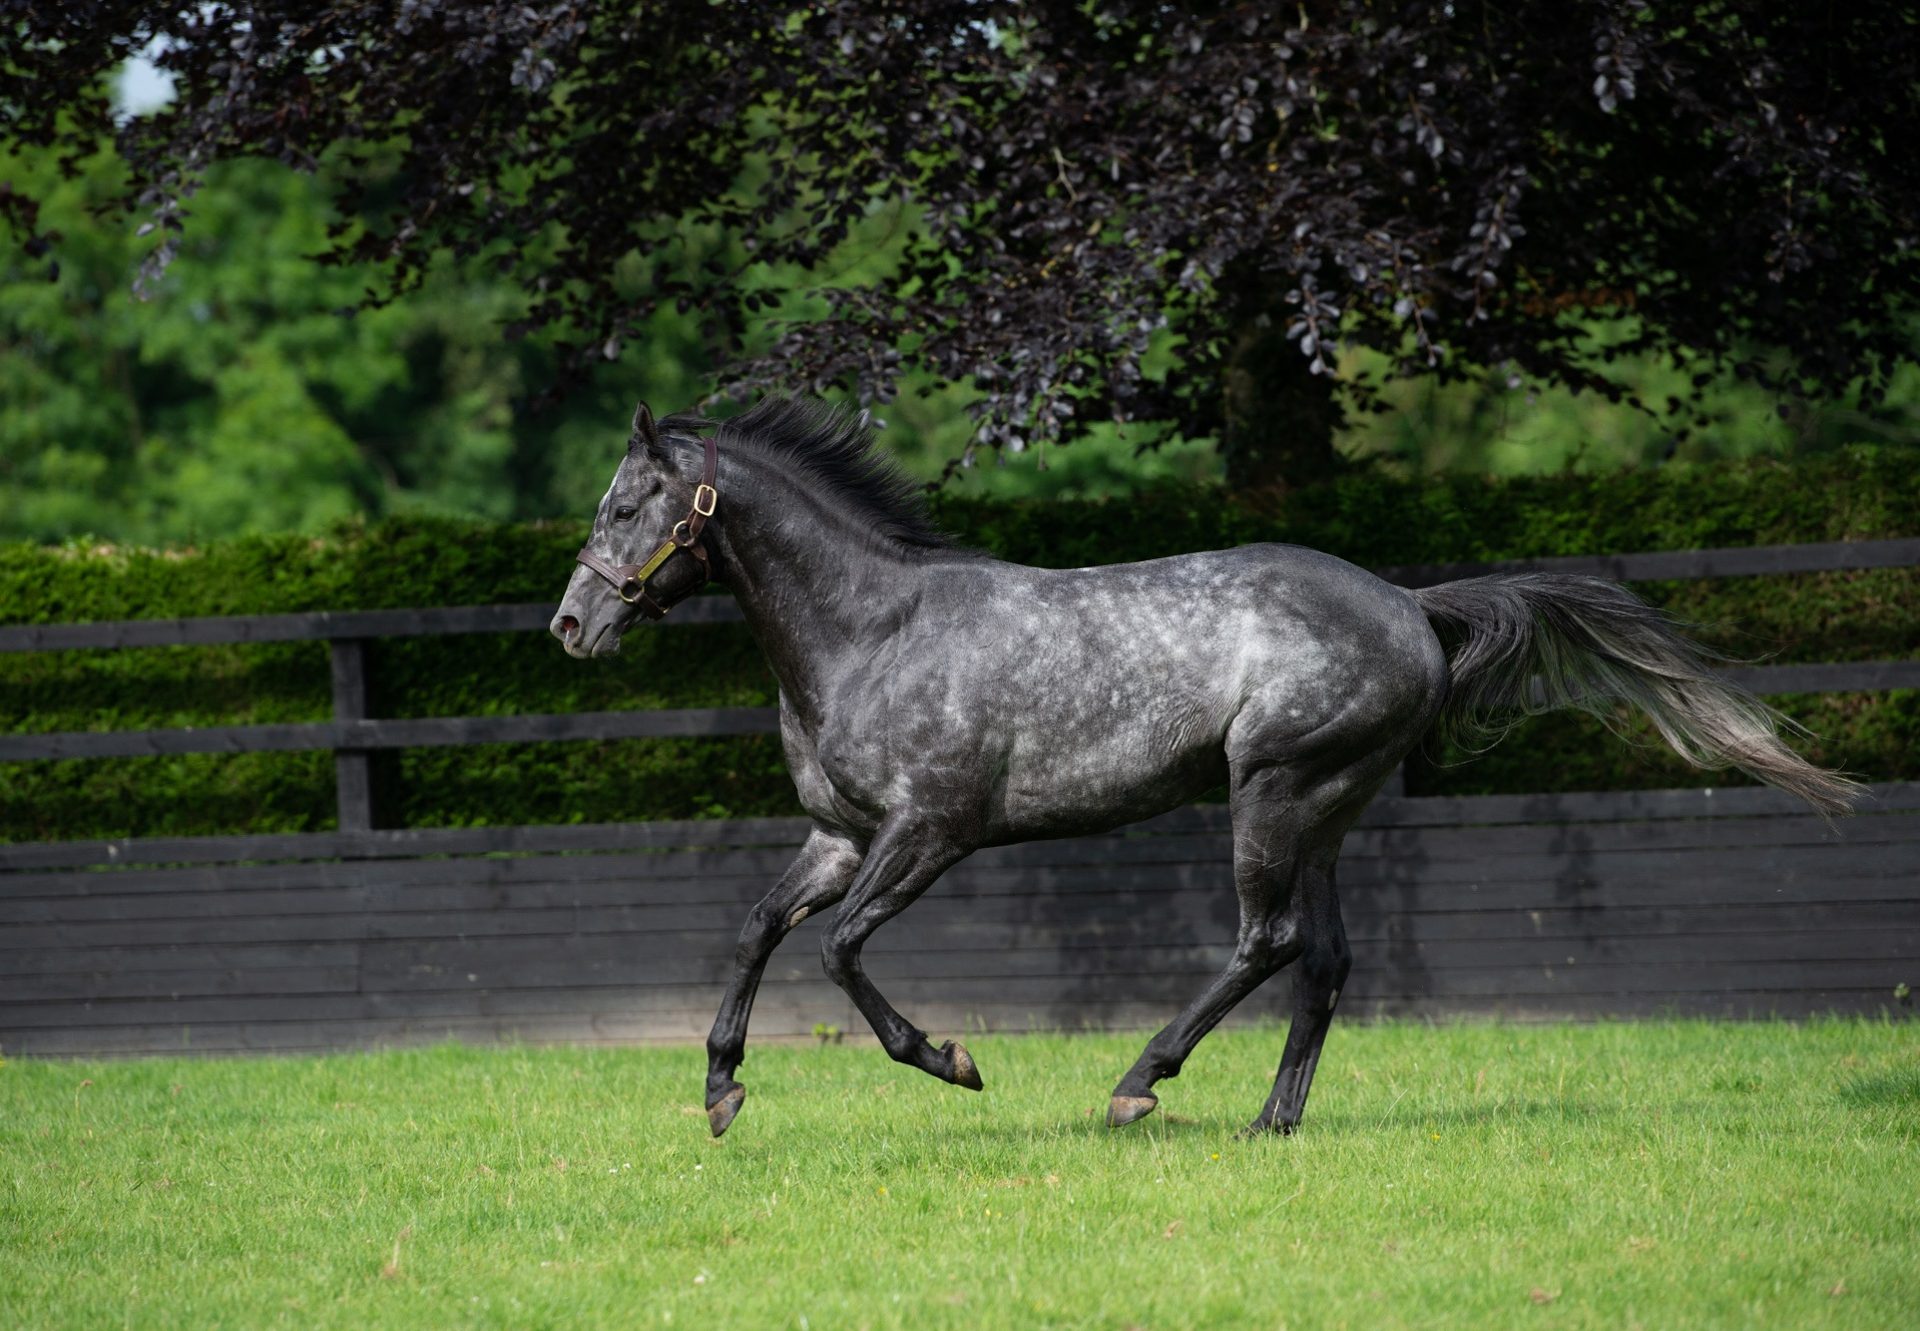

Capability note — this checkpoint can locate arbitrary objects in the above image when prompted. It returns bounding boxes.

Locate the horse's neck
[709,477,926,712]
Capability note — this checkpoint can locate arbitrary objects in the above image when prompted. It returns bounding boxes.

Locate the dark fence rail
[0,592,740,653]
[4,537,1916,653]
[1372,535,1920,587]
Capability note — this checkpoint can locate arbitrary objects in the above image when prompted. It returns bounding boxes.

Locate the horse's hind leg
[1244,849,1351,1136]
[703,827,864,1137]
[1107,765,1310,1127]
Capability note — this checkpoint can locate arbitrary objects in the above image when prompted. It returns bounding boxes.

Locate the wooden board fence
[3,535,1914,1054]
[4,783,1914,1057]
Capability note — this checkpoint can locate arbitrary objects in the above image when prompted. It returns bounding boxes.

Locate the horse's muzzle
[551,610,618,659]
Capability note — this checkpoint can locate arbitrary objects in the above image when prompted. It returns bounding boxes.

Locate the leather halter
[573,433,719,621]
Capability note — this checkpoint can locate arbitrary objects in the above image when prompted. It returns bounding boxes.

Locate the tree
[6,2,1916,494]
[0,126,736,543]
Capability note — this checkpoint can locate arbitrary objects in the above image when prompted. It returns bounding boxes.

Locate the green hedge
[2,448,1915,841]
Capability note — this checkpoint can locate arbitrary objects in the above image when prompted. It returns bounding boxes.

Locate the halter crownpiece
[573,411,719,622]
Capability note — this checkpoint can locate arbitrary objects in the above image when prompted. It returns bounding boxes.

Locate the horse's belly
[990,714,1229,842]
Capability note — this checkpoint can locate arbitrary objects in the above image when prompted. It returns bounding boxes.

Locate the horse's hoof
[1107,1093,1159,1128]
[1236,1116,1294,1140]
[706,1085,746,1138]
[943,1040,984,1091]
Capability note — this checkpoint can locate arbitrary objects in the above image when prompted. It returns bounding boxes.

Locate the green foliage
[4,1023,1918,1329]
[10,131,1920,548]
[0,521,795,839]
[1337,329,1920,478]
[1,450,1915,841]
[0,136,720,546]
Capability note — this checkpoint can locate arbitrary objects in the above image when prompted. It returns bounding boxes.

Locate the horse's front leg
[818,816,982,1091]
[704,826,864,1137]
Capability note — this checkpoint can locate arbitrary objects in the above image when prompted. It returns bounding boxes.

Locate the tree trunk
[1219,302,1345,500]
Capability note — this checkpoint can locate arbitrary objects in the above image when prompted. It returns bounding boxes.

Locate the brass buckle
[693,483,718,517]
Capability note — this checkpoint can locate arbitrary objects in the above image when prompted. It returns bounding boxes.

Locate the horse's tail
[1413,573,1860,818]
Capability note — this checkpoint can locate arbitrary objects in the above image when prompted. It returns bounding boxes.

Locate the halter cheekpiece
[574,415,719,622]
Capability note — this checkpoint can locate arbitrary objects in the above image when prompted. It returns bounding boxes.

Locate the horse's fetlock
[882,1029,929,1065]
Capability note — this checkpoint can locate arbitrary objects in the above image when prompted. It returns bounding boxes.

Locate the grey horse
[551,397,1856,1137]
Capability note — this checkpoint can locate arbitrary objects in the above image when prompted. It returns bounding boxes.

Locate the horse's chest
[787,680,990,829]
[779,702,892,833]
[813,722,912,812]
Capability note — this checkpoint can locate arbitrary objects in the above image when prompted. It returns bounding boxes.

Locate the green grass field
[4,1020,1917,1330]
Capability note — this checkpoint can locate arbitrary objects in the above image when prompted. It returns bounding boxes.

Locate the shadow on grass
[1837,1068,1920,1109]
[1308,1097,1618,1137]
[932,1096,1624,1146]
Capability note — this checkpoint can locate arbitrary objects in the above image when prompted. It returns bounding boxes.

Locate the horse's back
[856,543,1446,842]
[944,542,1440,709]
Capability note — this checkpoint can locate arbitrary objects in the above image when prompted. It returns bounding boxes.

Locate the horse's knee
[730,892,801,965]
[819,928,860,988]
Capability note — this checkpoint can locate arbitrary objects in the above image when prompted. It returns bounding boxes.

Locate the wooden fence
[2,538,1916,1055]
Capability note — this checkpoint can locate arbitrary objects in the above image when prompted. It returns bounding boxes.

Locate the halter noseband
[574,431,719,622]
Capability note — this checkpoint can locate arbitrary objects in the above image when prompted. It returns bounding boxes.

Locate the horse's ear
[630,402,661,452]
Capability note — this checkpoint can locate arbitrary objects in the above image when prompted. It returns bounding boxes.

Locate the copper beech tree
[6,2,1916,489]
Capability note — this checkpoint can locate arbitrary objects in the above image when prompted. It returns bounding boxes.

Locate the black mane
[708,397,969,554]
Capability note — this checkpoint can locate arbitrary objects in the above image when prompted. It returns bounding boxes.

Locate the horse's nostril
[559,615,579,637]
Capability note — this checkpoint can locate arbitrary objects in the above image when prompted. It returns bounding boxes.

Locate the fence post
[329,638,375,832]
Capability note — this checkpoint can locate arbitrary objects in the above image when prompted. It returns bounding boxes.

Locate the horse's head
[550,402,717,658]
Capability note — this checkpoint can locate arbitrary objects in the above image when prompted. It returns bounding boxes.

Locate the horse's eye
[614,506,637,522]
